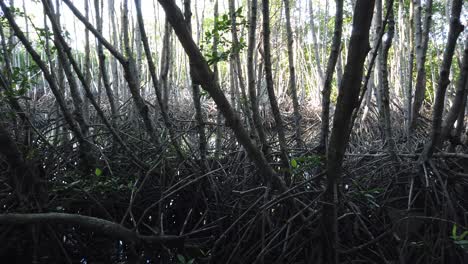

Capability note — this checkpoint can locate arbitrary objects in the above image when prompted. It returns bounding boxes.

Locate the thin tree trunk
[184,0,207,167]
[213,0,223,160]
[450,79,467,150]
[229,0,253,132]
[373,0,383,122]
[109,0,120,105]
[322,1,375,262]
[82,0,90,124]
[122,0,160,145]
[262,0,290,182]
[0,0,93,168]
[405,0,415,135]
[308,0,324,88]
[248,0,268,154]
[160,19,171,113]
[378,0,398,160]
[318,0,343,153]
[135,0,185,160]
[43,0,146,169]
[440,35,468,144]
[421,0,463,160]
[282,0,303,148]
[156,0,287,191]
[410,0,433,132]
[95,0,117,119]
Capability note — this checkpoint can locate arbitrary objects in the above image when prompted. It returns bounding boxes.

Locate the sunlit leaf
[95,168,103,176]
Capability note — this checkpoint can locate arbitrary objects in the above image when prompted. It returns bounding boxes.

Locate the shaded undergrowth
[1,101,467,263]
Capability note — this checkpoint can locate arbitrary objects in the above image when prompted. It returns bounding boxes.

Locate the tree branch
[0,213,182,245]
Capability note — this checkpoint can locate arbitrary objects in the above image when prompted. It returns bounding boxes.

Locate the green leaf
[95,168,103,176]
[291,159,298,168]
[187,259,195,264]
[177,254,186,264]
[459,231,468,240]
[452,224,458,239]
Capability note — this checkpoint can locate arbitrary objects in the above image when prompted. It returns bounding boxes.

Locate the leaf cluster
[0,64,39,100]
[290,154,323,181]
[200,6,247,65]
[451,225,468,252]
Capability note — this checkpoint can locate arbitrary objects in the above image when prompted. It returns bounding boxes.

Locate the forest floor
[2,98,468,263]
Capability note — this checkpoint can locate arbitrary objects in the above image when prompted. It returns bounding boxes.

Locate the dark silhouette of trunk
[0,0,94,169]
[82,0,90,123]
[248,0,268,154]
[213,0,223,160]
[283,0,303,148]
[95,0,117,119]
[421,0,463,161]
[441,35,468,145]
[134,0,185,160]
[410,0,433,132]
[308,0,324,88]
[318,0,343,153]
[122,0,160,146]
[184,0,208,168]
[48,0,94,171]
[156,0,287,191]
[322,1,375,262]
[160,19,172,113]
[62,0,160,146]
[404,0,415,134]
[229,0,254,132]
[378,0,398,160]
[41,0,147,169]
[262,0,290,181]
[109,0,120,105]
[450,79,468,150]
[0,123,46,207]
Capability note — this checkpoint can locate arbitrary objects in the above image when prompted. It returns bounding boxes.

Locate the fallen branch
[0,213,182,246]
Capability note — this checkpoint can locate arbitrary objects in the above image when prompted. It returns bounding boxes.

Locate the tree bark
[318,0,343,153]
[262,0,290,180]
[184,0,208,168]
[160,19,172,113]
[322,1,375,262]
[410,0,433,132]
[440,35,468,144]
[109,0,120,105]
[308,0,325,88]
[42,0,147,169]
[134,0,185,160]
[62,0,160,146]
[0,213,182,246]
[405,0,415,135]
[378,0,398,160]
[156,0,287,191]
[283,0,303,148]
[0,0,93,169]
[247,0,268,154]
[421,0,463,160]
[94,0,117,120]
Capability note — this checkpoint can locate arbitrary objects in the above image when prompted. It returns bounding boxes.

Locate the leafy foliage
[290,154,323,181]
[451,225,468,252]
[200,7,247,65]
[0,63,39,100]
